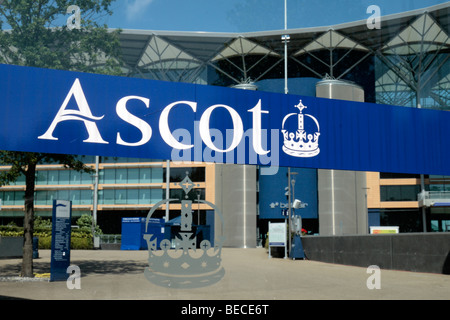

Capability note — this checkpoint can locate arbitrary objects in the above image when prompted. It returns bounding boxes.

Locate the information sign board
[268,221,287,258]
[369,226,399,234]
[50,200,72,281]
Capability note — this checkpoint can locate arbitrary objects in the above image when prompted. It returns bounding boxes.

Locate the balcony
[418,191,450,207]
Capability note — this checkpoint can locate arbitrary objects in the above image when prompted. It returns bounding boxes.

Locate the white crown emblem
[143,172,225,288]
[281,100,320,158]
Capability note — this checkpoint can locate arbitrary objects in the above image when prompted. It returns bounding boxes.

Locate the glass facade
[100,188,163,205]
[380,185,424,202]
[0,156,206,227]
[0,191,25,206]
[36,170,92,185]
[100,167,163,184]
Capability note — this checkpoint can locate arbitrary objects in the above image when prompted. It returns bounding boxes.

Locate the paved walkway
[0,248,449,300]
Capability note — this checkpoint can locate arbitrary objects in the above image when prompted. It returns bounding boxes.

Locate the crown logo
[281,100,320,158]
[143,172,225,288]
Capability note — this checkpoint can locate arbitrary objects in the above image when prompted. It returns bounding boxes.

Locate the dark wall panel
[302,233,450,274]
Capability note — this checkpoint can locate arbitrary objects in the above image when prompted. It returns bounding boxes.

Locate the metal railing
[418,191,450,201]
[99,234,121,244]
[418,191,450,207]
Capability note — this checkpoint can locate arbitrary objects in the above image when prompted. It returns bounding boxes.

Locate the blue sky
[103,0,448,32]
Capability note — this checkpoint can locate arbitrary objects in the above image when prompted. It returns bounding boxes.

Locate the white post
[284,0,288,95]
[92,155,100,248]
[165,160,170,222]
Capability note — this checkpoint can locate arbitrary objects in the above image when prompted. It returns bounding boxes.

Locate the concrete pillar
[214,82,258,248]
[316,79,368,235]
[215,164,257,248]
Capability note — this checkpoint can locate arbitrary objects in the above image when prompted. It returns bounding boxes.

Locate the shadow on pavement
[0,257,147,278]
[72,259,147,276]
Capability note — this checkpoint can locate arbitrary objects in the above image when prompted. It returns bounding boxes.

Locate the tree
[76,213,102,235]
[0,1,123,277]
[0,153,96,277]
[0,0,122,73]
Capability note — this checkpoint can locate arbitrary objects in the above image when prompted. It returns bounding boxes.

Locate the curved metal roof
[116,3,448,109]
[117,2,449,71]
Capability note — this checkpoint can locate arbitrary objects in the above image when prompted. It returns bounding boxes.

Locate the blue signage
[0,63,449,175]
[259,167,318,220]
[50,200,72,282]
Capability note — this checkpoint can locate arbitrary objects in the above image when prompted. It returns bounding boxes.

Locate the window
[164,167,205,182]
[127,189,139,204]
[48,171,59,185]
[429,184,450,192]
[47,190,57,203]
[80,190,92,205]
[59,170,70,185]
[169,188,205,201]
[80,171,92,184]
[103,169,116,184]
[35,191,47,205]
[116,169,127,184]
[36,171,48,185]
[150,189,163,203]
[380,172,422,179]
[58,190,69,201]
[101,168,162,184]
[1,191,23,206]
[99,189,162,205]
[139,168,151,182]
[128,169,139,184]
[101,189,114,205]
[151,167,163,183]
[138,189,150,204]
[380,185,422,201]
[69,190,81,204]
[12,174,25,186]
[71,171,81,184]
[115,189,127,204]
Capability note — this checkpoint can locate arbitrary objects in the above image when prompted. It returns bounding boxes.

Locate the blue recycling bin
[121,217,142,250]
[121,217,165,250]
[141,218,165,250]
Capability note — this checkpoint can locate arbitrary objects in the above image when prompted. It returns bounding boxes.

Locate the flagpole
[283,0,288,94]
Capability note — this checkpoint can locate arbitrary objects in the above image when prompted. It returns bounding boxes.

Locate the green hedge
[34,233,93,249]
[0,228,94,249]
[0,214,100,250]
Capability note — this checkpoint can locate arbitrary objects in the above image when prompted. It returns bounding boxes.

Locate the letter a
[66,265,81,290]
[38,78,108,144]
[366,265,381,289]
[366,5,381,30]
